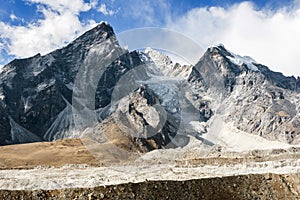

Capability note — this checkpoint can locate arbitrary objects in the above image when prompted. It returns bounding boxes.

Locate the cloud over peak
[0,0,98,59]
[98,3,117,16]
[0,0,299,76]
[167,1,300,76]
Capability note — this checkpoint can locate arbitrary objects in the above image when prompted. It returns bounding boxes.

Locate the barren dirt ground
[0,139,101,169]
[0,138,300,199]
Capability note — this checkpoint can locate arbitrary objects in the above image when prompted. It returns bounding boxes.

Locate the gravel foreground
[0,173,299,200]
[1,139,300,199]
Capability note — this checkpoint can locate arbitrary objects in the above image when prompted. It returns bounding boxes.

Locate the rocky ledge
[0,173,299,200]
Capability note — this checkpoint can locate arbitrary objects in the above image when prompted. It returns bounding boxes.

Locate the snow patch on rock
[226,55,259,71]
[144,48,192,78]
[212,44,259,71]
[36,79,56,92]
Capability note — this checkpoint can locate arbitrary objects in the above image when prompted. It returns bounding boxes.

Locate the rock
[113,84,187,150]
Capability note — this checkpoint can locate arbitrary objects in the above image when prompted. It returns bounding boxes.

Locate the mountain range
[0,22,299,148]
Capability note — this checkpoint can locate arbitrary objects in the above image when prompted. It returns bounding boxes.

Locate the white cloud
[0,44,6,65]
[89,0,98,9]
[97,3,116,16]
[0,0,98,58]
[118,0,170,25]
[9,13,17,21]
[9,12,25,23]
[25,0,92,14]
[0,57,4,68]
[167,2,300,76]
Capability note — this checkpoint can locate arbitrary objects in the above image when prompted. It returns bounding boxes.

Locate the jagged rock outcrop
[112,84,190,150]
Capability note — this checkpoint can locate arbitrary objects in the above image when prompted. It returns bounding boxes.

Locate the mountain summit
[0,22,142,145]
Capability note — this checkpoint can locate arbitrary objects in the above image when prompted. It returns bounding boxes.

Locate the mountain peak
[210,43,225,49]
[208,44,259,72]
[67,22,115,48]
[143,48,192,78]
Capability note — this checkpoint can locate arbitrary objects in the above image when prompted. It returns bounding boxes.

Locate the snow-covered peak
[226,54,259,71]
[144,47,173,68]
[99,21,109,26]
[143,48,192,78]
[210,43,225,49]
[211,44,259,72]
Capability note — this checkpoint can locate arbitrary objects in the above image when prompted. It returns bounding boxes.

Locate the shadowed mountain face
[0,24,299,147]
[0,23,143,145]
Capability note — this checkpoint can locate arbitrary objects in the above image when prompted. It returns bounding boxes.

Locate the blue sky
[0,1,294,31]
[0,0,300,76]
